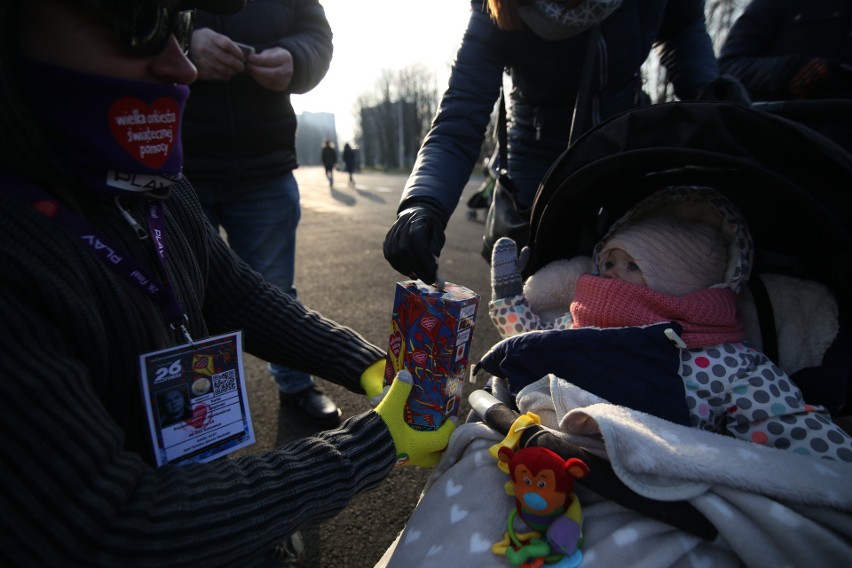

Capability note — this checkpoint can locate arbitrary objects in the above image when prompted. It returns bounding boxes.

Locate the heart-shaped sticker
[387,321,405,377]
[411,350,428,367]
[388,331,402,357]
[420,315,438,331]
[108,97,179,169]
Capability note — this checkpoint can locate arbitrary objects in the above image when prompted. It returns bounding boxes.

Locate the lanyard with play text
[1,177,193,343]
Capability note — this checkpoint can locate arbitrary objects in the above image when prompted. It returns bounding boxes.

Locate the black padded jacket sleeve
[277,0,333,94]
[398,4,506,222]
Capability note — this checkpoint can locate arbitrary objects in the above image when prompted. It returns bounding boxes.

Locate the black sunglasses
[112,2,194,57]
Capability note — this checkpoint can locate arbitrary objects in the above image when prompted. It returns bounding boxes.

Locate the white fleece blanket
[376,377,852,568]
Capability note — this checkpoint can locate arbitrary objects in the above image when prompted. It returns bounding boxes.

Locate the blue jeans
[194,172,314,394]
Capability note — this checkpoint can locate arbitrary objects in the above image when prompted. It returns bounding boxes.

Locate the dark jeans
[195,172,314,394]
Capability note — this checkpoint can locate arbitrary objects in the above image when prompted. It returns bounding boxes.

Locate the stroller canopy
[526,101,852,296]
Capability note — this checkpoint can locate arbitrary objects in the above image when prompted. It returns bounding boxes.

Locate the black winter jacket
[719,0,852,102]
[399,0,719,218]
[182,0,333,181]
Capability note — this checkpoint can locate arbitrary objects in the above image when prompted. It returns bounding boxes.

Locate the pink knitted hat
[599,217,727,296]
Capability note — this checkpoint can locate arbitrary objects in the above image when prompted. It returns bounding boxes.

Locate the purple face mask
[20,60,189,197]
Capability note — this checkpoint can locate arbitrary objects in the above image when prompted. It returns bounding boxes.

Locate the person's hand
[375,370,456,467]
[383,202,446,286]
[245,47,294,92]
[189,28,246,81]
[787,58,844,98]
[491,237,529,301]
[360,359,390,406]
[817,58,852,96]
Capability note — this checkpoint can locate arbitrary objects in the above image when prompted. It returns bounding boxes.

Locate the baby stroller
[376,101,852,567]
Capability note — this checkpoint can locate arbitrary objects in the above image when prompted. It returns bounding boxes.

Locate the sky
[290,0,473,144]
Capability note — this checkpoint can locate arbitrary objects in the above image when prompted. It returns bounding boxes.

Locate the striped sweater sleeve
[0,301,395,566]
[0,189,396,566]
[166,183,387,393]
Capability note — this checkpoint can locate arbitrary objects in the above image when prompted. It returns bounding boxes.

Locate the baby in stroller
[376,101,852,568]
[483,185,852,461]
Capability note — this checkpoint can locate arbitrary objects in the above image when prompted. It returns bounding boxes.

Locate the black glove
[383,202,446,285]
[786,58,852,98]
[694,74,751,106]
[788,58,832,98]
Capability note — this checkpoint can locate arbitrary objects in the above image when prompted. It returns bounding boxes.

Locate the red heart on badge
[108,97,179,169]
[33,199,58,218]
[187,403,208,429]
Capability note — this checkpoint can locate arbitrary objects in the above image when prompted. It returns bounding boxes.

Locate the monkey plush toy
[492,446,590,567]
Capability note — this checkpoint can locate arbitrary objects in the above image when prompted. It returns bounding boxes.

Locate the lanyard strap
[1,176,192,341]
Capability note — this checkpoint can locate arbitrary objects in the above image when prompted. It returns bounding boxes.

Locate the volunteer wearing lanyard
[0,1,453,565]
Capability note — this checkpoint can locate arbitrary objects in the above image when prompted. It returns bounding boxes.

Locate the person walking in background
[0,0,454,564]
[321,138,337,189]
[383,0,745,287]
[183,0,343,425]
[718,0,852,152]
[343,142,356,187]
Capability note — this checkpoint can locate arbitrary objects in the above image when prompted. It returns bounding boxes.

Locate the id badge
[139,331,255,467]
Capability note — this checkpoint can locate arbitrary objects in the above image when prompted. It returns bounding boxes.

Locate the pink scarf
[570,275,745,348]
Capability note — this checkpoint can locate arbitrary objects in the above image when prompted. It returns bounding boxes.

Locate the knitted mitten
[491,237,528,301]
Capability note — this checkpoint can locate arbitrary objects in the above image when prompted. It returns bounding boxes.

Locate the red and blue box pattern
[384,280,480,431]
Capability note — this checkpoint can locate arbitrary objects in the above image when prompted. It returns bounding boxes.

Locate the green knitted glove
[375,370,456,467]
[360,359,390,406]
[491,237,529,301]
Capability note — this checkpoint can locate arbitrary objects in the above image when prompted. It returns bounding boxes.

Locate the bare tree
[356,2,750,168]
[397,63,440,148]
[643,0,746,103]
[706,0,747,52]
[355,64,441,170]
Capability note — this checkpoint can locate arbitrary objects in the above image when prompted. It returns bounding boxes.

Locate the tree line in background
[306,0,746,173]
[355,64,439,172]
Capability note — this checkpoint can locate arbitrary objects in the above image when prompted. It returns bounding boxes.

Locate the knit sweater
[0,178,395,566]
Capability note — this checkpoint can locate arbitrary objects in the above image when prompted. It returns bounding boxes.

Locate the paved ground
[229,166,503,567]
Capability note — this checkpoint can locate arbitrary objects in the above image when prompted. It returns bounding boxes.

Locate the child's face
[601,248,647,288]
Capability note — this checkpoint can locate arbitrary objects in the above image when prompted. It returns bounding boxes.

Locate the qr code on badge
[212,369,237,396]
